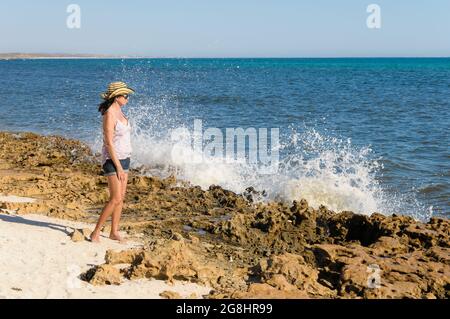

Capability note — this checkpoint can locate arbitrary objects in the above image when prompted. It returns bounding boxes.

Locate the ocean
[0,58,449,220]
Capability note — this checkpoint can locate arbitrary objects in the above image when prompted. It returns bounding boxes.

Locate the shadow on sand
[0,213,72,235]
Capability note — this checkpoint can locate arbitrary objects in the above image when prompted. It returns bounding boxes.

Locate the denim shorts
[101,158,131,176]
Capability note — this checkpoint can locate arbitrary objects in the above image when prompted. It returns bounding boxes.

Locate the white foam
[91,100,428,220]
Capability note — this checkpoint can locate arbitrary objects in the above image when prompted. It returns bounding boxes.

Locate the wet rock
[242,186,267,202]
[290,199,318,241]
[208,185,247,209]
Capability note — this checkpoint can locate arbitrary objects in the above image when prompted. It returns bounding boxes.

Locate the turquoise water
[0,58,449,219]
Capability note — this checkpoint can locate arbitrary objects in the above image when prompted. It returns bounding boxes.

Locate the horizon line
[1,52,449,60]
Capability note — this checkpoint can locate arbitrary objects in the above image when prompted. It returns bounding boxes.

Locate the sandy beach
[0,196,211,299]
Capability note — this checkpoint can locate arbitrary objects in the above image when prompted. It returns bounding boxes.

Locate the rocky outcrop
[81,264,123,285]
[70,229,85,242]
[70,228,91,242]
[1,131,449,299]
[160,291,181,299]
[312,242,449,298]
[125,240,221,284]
[249,253,335,298]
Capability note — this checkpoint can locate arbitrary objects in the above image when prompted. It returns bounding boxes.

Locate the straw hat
[101,81,135,100]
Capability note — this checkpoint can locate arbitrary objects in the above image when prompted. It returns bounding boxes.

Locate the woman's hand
[116,167,126,182]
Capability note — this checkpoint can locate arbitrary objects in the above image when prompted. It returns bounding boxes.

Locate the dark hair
[98,97,115,115]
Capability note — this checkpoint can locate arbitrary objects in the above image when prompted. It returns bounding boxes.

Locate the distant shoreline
[1,53,449,60]
[0,53,140,60]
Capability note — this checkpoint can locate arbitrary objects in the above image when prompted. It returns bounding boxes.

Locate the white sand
[0,194,36,203]
[0,196,212,299]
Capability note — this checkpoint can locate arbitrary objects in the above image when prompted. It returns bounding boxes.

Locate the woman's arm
[103,112,125,181]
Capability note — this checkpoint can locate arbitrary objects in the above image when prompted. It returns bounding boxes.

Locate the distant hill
[0,53,136,60]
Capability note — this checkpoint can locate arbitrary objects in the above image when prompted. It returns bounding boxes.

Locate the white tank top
[102,118,132,164]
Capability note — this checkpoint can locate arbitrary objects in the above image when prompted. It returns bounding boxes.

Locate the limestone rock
[127,240,224,286]
[231,283,309,299]
[105,249,143,265]
[70,229,85,242]
[160,290,181,299]
[82,264,122,285]
[253,253,334,297]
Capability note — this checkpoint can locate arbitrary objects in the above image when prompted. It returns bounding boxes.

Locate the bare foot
[109,233,127,243]
[90,232,100,243]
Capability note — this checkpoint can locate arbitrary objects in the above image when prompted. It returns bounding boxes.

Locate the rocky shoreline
[0,131,448,299]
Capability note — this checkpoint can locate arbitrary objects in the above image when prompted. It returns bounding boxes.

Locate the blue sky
[1,0,449,57]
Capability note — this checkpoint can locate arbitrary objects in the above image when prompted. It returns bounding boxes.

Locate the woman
[90,81,135,243]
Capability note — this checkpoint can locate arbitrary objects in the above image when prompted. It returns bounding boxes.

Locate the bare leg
[90,175,122,242]
[110,173,128,241]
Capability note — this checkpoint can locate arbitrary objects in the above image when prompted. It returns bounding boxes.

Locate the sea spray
[276,129,382,214]
[137,124,384,215]
[91,91,429,220]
